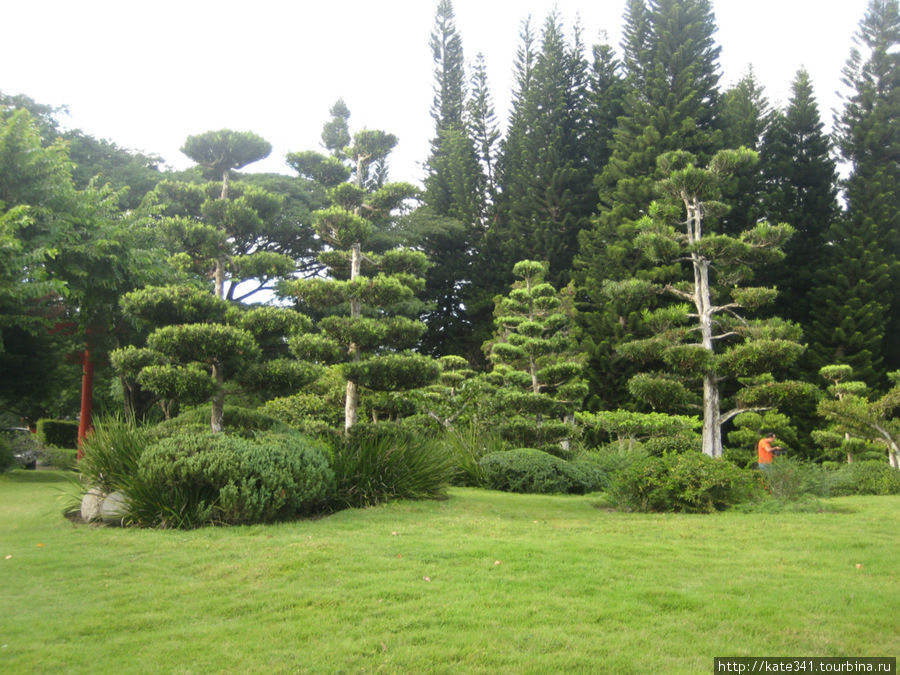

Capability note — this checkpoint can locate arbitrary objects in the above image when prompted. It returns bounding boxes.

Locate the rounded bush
[133,431,334,527]
[612,452,760,513]
[149,405,292,440]
[479,448,596,495]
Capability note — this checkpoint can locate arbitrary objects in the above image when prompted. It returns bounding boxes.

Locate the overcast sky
[2,0,870,185]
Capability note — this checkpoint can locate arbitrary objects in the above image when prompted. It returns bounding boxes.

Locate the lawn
[1,470,897,673]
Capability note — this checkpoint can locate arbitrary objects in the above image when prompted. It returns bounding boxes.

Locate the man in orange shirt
[756,431,783,468]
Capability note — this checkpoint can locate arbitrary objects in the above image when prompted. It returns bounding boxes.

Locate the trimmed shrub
[148,405,292,440]
[580,446,649,490]
[479,448,597,495]
[612,453,761,513]
[132,431,334,528]
[828,460,900,496]
[36,419,79,448]
[328,431,454,509]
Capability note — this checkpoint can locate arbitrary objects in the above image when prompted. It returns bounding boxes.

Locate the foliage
[36,419,79,449]
[611,453,761,513]
[759,457,832,501]
[0,434,15,472]
[130,430,333,528]
[438,422,508,487]
[148,405,292,440]
[78,417,149,494]
[828,460,900,496]
[478,448,603,495]
[327,429,454,509]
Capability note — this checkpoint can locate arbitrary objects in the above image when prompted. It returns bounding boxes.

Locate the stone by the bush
[80,488,105,522]
[100,491,128,525]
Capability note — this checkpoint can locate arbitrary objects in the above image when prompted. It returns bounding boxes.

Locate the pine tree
[576,0,723,409]
[489,12,594,289]
[760,69,839,357]
[831,0,900,373]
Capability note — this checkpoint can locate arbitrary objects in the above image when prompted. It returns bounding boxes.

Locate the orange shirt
[757,437,776,464]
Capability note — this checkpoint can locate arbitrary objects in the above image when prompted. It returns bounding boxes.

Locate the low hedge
[36,419,79,448]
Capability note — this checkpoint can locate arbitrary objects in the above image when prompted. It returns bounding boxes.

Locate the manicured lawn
[1,470,897,673]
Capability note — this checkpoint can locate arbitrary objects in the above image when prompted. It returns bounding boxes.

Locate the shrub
[328,430,454,509]
[611,453,760,513]
[479,448,597,495]
[36,419,79,448]
[148,405,292,440]
[439,423,508,487]
[827,460,900,496]
[131,431,334,528]
[1,428,45,469]
[0,435,14,472]
[79,418,149,492]
[760,457,831,500]
[577,445,649,491]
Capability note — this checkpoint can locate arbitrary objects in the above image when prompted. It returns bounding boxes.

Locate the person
[756,431,783,468]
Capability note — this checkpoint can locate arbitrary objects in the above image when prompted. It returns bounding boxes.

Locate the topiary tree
[282,121,438,432]
[817,365,900,469]
[482,260,587,453]
[610,148,809,458]
[114,285,317,432]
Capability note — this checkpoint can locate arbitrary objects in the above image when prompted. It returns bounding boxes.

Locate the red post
[76,347,95,459]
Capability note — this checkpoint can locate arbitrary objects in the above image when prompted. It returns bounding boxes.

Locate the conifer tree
[824,0,900,374]
[759,69,839,360]
[484,260,587,453]
[612,149,803,458]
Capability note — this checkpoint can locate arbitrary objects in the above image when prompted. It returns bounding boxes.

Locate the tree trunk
[345,242,362,433]
[211,363,225,433]
[76,347,95,459]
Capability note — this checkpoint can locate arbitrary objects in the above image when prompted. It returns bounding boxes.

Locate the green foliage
[180,129,272,177]
[0,435,16,472]
[759,458,831,501]
[78,417,149,493]
[131,431,333,527]
[828,460,900,496]
[478,448,602,495]
[327,429,454,509]
[147,323,260,370]
[342,353,440,391]
[149,405,291,439]
[137,364,217,405]
[611,453,761,513]
[36,419,79,449]
[121,285,228,326]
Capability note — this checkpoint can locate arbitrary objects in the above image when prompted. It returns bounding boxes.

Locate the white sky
[2,0,870,185]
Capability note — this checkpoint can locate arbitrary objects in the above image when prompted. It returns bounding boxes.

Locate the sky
[1,0,871,186]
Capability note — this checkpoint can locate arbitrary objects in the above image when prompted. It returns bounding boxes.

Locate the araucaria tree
[484,260,587,452]
[615,149,803,458]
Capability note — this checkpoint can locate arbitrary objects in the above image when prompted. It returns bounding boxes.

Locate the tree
[818,365,900,468]
[115,285,318,432]
[489,13,594,289]
[576,0,723,409]
[180,130,273,299]
[284,120,436,432]
[483,260,587,453]
[759,69,840,375]
[829,0,900,373]
[613,149,804,458]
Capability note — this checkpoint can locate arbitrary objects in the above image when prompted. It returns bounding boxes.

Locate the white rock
[100,491,128,525]
[80,488,104,522]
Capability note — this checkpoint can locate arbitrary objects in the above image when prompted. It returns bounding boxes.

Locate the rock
[100,491,128,525]
[80,488,104,523]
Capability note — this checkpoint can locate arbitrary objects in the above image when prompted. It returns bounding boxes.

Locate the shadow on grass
[2,468,73,484]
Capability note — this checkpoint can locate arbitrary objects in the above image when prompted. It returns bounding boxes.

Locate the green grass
[1,470,898,673]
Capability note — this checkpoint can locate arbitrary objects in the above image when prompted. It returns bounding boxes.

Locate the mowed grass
[1,470,897,673]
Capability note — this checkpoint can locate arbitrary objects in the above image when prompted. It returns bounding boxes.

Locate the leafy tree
[483,260,587,453]
[612,149,805,458]
[818,365,900,468]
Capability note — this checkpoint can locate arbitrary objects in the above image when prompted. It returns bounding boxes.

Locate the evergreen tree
[829,0,900,374]
[760,69,839,362]
[612,149,803,458]
[576,0,723,409]
[489,12,594,289]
